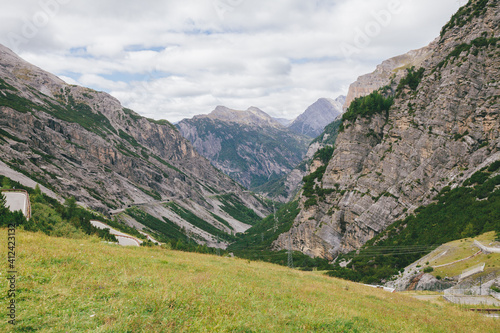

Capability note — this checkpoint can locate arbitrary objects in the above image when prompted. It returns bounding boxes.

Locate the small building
[1,189,31,220]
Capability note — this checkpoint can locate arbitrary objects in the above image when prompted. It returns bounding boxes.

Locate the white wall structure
[2,190,31,219]
[474,240,500,254]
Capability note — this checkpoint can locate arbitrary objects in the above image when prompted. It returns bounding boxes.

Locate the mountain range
[0,44,270,247]
[0,0,498,277]
[176,96,345,195]
[176,106,311,191]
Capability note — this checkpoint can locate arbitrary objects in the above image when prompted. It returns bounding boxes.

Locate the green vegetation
[151,154,184,174]
[341,91,394,124]
[0,89,41,113]
[0,176,116,241]
[300,145,337,201]
[125,206,186,242]
[436,36,500,70]
[252,174,289,199]
[311,119,342,146]
[136,185,162,201]
[122,107,142,122]
[118,129,140,147]
[0,82,117,138]
[228,200,331,270]
[328,162,500,284]
[123,206,221,254]
[396,66,425,93]
[146,117,178,131]
[166,202,235,240]
[45,92,117,137]
[217,193,261,225]
[426,232,499,279]
[302,165,335,200]
[209,211,232,229]
[0,128,25,143]
[3,229,499,332]
[440,0,493,37]
[313,145,334,164]
[0,77,17,91]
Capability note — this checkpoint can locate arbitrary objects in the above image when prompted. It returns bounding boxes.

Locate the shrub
[342,91,394,123]
[423,266,434,273]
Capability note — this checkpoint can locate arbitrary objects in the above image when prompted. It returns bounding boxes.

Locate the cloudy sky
[1,0,465,122]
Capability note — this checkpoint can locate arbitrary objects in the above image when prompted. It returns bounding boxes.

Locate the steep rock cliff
[274,0,500,259]
[343,42,435,111]
[0,44,270,246]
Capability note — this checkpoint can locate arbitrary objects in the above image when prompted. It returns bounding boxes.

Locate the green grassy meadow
[1,229,500,332]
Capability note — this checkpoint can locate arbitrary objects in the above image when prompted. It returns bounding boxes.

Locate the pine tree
[0,191,7,214]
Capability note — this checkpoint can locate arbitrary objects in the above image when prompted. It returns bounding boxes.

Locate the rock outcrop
[274,0,500,259]
[343,42,435,111]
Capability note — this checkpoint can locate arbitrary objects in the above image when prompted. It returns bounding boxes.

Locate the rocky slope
[0,44,270,246]
[343,42,435,111]
[274,0,500,259]
[177,106,311,190]
[255,119,343,203]
[288,96,345,138]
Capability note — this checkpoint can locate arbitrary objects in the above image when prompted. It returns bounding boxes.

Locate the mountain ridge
[0,43,270,247]
[272,0,500,260]
[177,106,311,190]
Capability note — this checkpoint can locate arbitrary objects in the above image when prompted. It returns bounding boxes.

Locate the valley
[1,0,500,331]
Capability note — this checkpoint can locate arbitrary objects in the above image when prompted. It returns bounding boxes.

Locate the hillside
[386,231,500,292]
[2,228,499,332]
[253,118,344,203]
[0,44,270,247]
[177,106,311,190]
[272,0,500,260]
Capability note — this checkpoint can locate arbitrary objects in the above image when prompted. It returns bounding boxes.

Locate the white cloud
[0,0,462,122]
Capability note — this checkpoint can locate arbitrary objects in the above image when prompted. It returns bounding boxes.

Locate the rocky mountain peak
[288,95,345,138]
[202,105,282,128]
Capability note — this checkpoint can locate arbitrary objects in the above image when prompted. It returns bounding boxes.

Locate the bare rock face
[343,42,436,112]
[0,43,270,243]
[274,1,500,260]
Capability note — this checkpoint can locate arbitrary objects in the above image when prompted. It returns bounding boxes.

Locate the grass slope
[329,162,500,284]
[3,229,499,332]
[420,231,500,280]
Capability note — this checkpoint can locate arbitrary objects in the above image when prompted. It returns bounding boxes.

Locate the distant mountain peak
[288,95,345,138]
[201,105,282,128]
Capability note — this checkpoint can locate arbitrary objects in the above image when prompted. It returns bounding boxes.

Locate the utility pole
[287,232,293,269]
[216,235,220,256]
[273,201,278,232]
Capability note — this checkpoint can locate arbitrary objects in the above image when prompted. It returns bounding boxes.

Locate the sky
[0,0,465,122]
